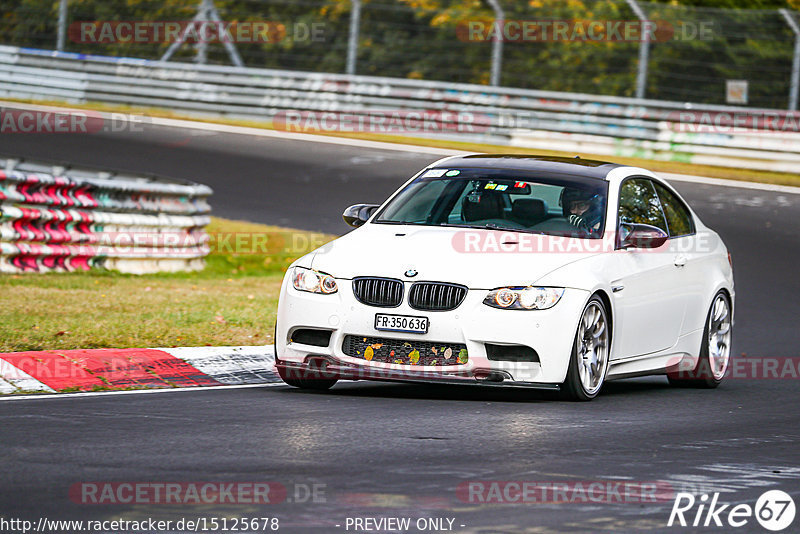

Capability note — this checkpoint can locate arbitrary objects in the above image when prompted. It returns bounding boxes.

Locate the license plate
[374,313,429,334]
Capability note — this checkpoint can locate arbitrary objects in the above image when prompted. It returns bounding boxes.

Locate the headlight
[292,267,338,294]
[484,287,564,310]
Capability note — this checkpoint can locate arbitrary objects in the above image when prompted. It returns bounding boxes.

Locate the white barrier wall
[1,45,798,172]
[0,157,212,274]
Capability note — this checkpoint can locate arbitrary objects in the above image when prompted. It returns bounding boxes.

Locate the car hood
[310,224,607,289]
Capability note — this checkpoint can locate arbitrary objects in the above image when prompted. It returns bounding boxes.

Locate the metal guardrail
[0,154,212,274]
[1,45,799,172]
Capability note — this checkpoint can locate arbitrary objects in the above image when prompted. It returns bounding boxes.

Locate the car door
[651,180,706,336]
[610,177,688,359]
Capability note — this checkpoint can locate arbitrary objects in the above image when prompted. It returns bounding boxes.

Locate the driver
[562,188,602,234]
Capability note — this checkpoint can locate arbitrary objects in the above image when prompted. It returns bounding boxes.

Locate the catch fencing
[1,45,799,173]
[0,153,212,274]
[4,0,800,109]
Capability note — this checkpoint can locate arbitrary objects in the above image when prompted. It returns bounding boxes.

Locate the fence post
[160,0,243,67]
[626,0,649,99]
[346,0,362,75]
[194,0,213,64]
[780,9,800,111]
[207,0,244,67]
[56,0,68,52]
[486,0,504,86]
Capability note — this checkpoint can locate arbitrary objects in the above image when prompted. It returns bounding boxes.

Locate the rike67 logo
[668,490,796,531]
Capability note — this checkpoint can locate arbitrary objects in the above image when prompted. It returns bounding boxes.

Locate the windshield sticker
[484,183,497,190]
[445,170,461,177]
[495,184,508,191]
[514,181,526,188]
[422,169,447,178]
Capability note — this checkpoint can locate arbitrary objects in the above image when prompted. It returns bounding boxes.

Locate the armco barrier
[1,45,800,172]
[0,155,212,274]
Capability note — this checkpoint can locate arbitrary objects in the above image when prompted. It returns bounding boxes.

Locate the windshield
[374,168,608,238]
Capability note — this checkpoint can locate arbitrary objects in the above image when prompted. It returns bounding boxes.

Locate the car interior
[453,180,603,236]
[377,175,607,238]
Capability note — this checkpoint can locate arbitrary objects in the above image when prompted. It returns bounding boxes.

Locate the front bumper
[276,273,589,386]
[276,357,561,389]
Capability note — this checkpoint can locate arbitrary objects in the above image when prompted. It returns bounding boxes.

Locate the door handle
[674,255,687,267]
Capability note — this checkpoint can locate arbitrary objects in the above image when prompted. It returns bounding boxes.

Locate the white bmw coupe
[275,155,734,400]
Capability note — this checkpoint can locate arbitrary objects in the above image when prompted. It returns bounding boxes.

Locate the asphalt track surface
[2,120,799,533]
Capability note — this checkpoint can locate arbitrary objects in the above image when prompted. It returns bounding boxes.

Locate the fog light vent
[485,344,540,362]
[291,329,332,347]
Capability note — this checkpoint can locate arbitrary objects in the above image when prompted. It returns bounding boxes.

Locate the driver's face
[570,200,590,215]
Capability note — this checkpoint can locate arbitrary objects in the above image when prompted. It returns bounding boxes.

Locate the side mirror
[343,204,379,228]
[618,223,669,249]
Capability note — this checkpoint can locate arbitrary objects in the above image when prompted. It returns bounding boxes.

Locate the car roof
[430,155,624,180]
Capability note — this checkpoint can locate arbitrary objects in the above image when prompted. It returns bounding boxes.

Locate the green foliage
[675,1,793,8]
[0,0,797,107]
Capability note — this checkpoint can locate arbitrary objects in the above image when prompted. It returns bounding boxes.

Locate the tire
[561,296,611,401]
[277,364,338,390]
[668,291,731,389]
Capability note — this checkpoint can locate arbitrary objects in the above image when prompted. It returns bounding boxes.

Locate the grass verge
[0,217,334,352]
[5,97,800,187]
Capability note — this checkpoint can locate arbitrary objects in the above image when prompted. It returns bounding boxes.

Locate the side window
[618,178,668,233]
[653,182,695,237]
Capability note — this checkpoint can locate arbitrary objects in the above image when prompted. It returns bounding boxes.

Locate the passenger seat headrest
[512,198,547,226]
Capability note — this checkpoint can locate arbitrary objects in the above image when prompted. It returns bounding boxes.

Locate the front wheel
[561,297,610,401]
[668,291,731,389]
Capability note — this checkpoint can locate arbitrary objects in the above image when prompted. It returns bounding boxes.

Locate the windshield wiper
[438,222,507,230]
[437,222,545,235]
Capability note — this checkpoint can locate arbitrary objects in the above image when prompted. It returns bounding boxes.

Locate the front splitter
[276,357,560,390]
